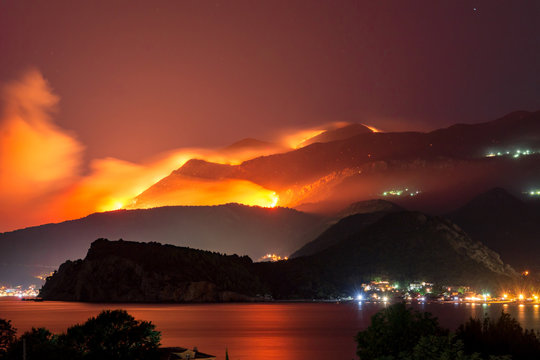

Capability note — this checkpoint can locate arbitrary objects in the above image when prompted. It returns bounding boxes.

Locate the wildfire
[362,123,382,133]
[263,192,280,208]
[99,200,124,212]
[283,128,326,149]
[258,253,289,262]
[2,70,388,231]
[34,271,55,281]
[123,176,280,211]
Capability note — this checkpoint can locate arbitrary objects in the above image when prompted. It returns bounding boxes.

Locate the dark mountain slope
[299,123,373,147]
[183,111,540,189]
[41,210,517,301]
[0,204,323,286]
[259,211,517,299]
[291,200,403,258]
[335,199,404,219]
[222,138,276,152]
[447,188,540,271]
[135,111,540,213]
[40,239,265,302]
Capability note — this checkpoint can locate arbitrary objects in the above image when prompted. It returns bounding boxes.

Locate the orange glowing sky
[0,1,538,231]
[0,70,346,231]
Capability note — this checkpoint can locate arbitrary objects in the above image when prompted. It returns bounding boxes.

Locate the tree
[456,311,540,360]
[59,310,161,360]
[4,328,61,360]
[356,302,447,359]
[0,319,16,355]
[406,334,482,360]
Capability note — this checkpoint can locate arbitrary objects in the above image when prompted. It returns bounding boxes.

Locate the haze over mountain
[40,209,518,302]
[447,188,540,272]
[260,211,517,299]
[3,110,540,288]
[0,204,323,286]
[131,111,540,213]
[220,138,287,159]
[291,200,403,258]
[297,123,374,147]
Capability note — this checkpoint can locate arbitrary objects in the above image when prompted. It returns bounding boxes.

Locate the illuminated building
[160,347,216,359]
[381,188,421,197]
[486,149,538,159]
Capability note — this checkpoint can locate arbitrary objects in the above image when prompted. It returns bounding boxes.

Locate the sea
[1,298,539,359]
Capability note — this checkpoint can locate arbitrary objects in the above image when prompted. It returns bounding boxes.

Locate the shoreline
[7,296,540,307]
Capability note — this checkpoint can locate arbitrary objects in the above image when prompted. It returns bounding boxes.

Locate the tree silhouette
[356,302,447,359]
[59,310,161,360]
[0,319,16,355]
[456,311,540,360]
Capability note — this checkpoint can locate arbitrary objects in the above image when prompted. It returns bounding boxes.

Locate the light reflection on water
[1,298,540,360]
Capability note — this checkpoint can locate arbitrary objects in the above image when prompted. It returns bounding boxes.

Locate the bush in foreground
[1,310,160,360]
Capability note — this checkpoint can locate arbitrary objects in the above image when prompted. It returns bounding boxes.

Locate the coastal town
[347,279,540,305]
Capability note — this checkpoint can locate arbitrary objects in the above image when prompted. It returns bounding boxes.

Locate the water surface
[1,299,539,360]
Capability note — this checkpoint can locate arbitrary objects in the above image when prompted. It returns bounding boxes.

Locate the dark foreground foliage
[356,303,540,360]
[0,310,160,360]
[0,320,16,356]
[457,312,540,360]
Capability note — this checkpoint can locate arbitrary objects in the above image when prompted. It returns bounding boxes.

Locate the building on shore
[160,347,216,360]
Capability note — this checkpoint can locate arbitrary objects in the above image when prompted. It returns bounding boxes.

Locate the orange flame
[1,71,388,231]
[0,70,289,231]
[125,177,280,210]
[283,129,326,149]
[258,253,289,262]
[362,123,382,133]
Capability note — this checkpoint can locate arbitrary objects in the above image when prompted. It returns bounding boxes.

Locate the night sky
[1,0,538,162]
[0,0,539,231]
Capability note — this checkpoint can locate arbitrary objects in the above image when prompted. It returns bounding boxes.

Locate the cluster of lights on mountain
[381,188,421,197]
[486,149,539,159]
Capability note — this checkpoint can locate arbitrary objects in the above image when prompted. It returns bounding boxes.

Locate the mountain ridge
[447,187,540,271]
[40,208,518,302]
[0,203,324,286]
[133,111,540,213]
